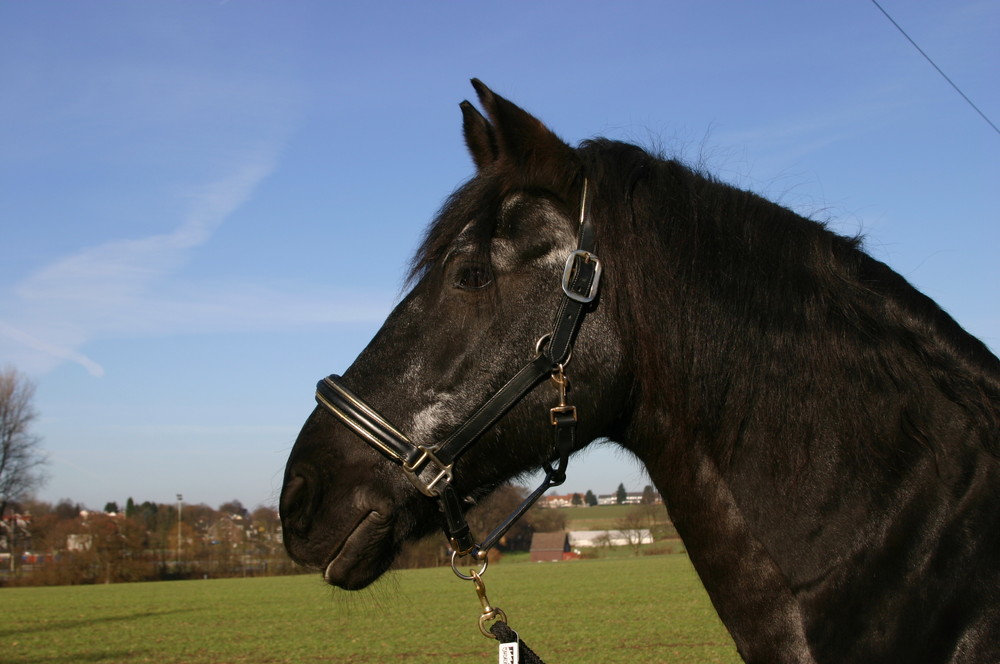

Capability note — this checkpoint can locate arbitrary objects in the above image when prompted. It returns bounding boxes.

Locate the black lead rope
[490,621,546,664]
[470,569,545,664]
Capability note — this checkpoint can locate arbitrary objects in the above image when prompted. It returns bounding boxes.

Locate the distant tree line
[1,483,670,586]
[1,367,669,584]
[2,487,563,586]
[1,497,292,587]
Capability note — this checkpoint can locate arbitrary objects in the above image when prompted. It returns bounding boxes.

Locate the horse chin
[322,509,396,590]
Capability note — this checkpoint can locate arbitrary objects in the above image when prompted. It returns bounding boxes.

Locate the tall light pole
[176,494,183,566]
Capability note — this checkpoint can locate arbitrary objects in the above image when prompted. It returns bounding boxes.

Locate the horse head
[279,81,629,590]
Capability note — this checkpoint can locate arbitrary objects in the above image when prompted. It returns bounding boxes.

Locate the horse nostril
[280,469,317,537]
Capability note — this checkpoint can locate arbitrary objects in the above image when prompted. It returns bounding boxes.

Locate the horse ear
[461,100,498,169]
[469,79,578,189]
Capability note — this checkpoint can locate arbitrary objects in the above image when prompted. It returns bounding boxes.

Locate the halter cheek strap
[314,179,602,558]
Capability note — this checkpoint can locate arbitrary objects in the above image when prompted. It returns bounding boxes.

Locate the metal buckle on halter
[561,249,602,303]
[403,445,454,497]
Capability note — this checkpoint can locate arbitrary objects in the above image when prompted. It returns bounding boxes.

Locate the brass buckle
[473,570,508,638]
[550,404,578,426]
[549,367,577,425]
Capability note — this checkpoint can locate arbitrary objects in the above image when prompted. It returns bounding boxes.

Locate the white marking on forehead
[444,195,577,272]
[490,238,517,270]
[499,196,578,271]
[528,231,577,269]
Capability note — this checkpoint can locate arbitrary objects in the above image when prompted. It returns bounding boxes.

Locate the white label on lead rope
[499,640,519,664]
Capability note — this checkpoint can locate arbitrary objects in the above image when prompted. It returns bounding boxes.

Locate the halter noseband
[314,180,602,559]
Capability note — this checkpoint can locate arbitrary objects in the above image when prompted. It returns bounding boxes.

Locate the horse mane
[576,137,1000,461]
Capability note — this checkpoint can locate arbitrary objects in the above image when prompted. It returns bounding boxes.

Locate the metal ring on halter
[533,334,551,358]
[533,333,573,366]
[451,549,489,580]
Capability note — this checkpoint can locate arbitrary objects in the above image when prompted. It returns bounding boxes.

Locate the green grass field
[559,503,653,530]
[2,554,741,663]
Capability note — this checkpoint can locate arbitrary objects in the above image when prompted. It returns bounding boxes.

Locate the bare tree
[0,367,48,519]
[615,511,649,557]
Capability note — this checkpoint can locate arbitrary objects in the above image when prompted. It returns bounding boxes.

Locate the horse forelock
[405,178,502,288]
[405,161,583,288]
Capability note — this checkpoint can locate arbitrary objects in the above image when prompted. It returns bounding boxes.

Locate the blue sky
[2,1,997,511]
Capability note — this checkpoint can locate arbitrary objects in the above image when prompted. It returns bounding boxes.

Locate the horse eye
[454,264,493,291]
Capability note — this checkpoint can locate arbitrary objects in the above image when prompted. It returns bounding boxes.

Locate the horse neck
[631,427,817,662]
[597,161,1000,660]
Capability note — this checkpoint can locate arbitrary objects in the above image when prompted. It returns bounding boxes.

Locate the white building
[568,529,654,547]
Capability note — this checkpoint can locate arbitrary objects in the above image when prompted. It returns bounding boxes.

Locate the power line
[871,0,1000,138]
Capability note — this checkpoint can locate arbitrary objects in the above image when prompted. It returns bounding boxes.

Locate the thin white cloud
[125,281,393,335]
[0,146,396,378]
[0,321,105,378]
[16,156,274,308]
[0,151,279,376]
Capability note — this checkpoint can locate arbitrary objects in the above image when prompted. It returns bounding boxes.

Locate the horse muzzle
[279,459,402,589]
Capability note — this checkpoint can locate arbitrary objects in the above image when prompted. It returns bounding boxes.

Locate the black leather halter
[314,180,602,558]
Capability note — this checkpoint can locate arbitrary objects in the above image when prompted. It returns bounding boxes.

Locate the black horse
[280,80,1000,663]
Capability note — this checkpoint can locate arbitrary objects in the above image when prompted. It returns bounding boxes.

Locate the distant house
[597,492,661,505]
[1,514,33,553]
[67,533,93,552]
[568,529,654,548]
[538,493,576,508]
[207,515,245,546]
[530,531,571,562]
